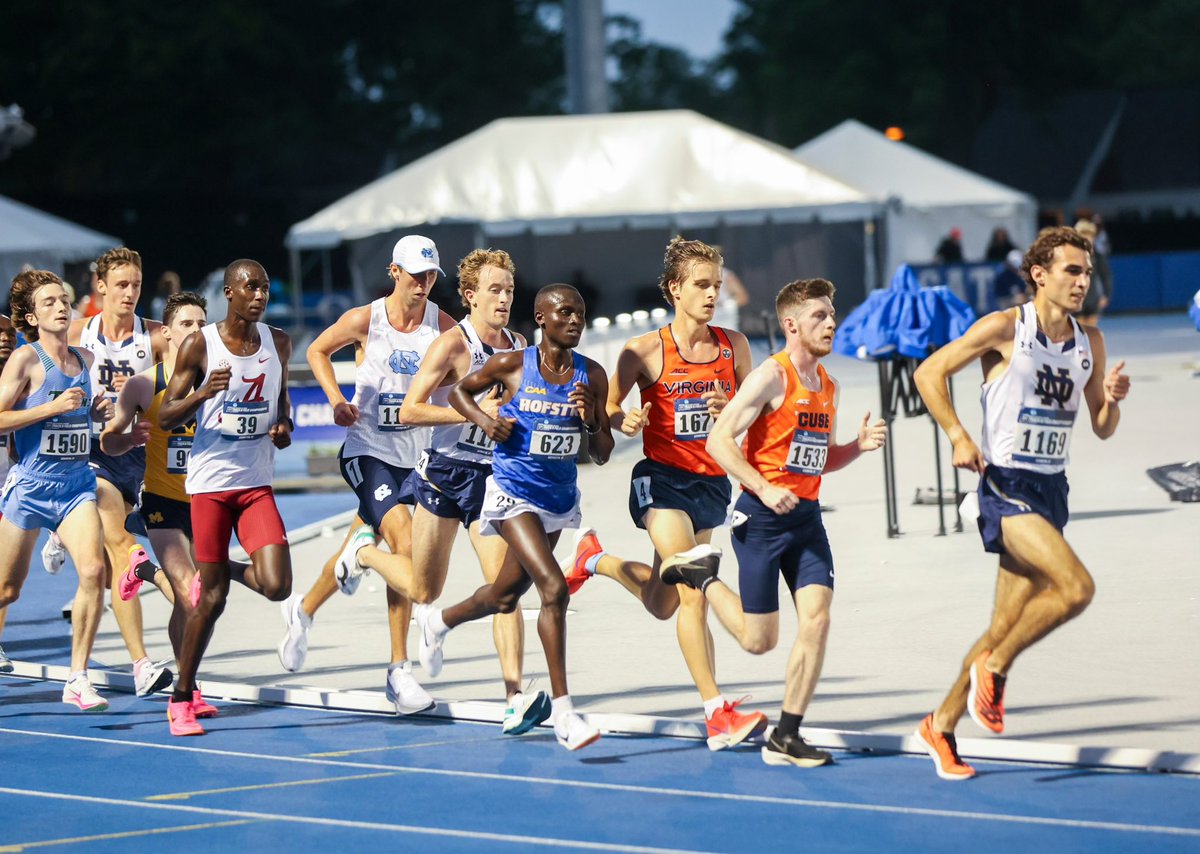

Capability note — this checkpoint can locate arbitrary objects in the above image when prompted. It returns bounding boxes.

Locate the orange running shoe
[968,650,1006,734]
[706,698,768,751]
[565,528,602,595]
[915,714,974,781]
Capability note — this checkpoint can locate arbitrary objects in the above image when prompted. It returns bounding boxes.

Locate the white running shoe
[0,643,12,673]
[134,659,173,697]
[412,603,444,678]
[554,711,601,751]
[42,532,67,575]
[277,593,312,672]
[334,524,376,596]
[62,674,108,712]
[385,661,435,715]
[502,690,552,735]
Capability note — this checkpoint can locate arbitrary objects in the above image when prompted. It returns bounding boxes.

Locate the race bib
[377,392,411,432]
[41,413,90,461]
[457,421,495,456]
[1012,407,1074,467]
[167,434,193,474]
[673,398,712,441]
[785,428,828,476]
[530,420,579,459]
[220,400,269,441]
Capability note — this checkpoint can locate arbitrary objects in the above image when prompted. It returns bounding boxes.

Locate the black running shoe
[659,545,721,591]
[761,730,832,768]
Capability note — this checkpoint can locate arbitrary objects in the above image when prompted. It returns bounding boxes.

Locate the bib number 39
[221,400,269,441]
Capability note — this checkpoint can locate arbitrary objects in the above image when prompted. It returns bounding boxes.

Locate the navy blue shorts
[977,464,1069,555]
[89,446,145,508]
[338,445,416,535]
[407,451,491,528]
[140,491,192,540]
[730,492,834,614]
[628,457,731,532]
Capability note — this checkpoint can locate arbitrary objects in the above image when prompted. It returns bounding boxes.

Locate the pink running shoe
[566,528,602,595]
[167,698,205,736]
[117,546,156,601]
[189,572,202,609]
[192,689,218,719]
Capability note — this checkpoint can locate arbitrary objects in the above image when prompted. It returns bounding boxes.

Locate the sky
[604,0,739,60]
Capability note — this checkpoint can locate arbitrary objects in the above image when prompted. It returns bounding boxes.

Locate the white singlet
[342,298,440,468]
[78,314,154,435]
[186,322,283,494]
[427,319,518,464]
[980,302,1093,475]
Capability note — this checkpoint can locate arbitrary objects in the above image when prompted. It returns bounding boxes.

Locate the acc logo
[473,351,486,365]
[669,368,688,376]
[722,349,732,359]
[387,350,420,375]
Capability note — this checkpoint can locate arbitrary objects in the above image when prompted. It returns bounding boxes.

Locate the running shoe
[385,661,435,715]
[660,544,721,591]
[706,698,768,751]
[62,674,108,712]
[554,711,601,751]
[334,524,376,596]
[502,691,552,735]
[134,658,173,697]
[189,572,202,609]
[761,729,832,768]
[167,698,205,736]
[968,650,1007,734]
[0,643,12,673]
[413,602,444,678]
[192,684,219,718]
[915,713,975,780]
[277,593,312,672]
[41,532,67,575]
[117,545,160,601]
[565,527,601,594]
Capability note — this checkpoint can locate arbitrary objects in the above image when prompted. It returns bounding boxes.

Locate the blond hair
[658,236,723,307]
[457,248,516,308]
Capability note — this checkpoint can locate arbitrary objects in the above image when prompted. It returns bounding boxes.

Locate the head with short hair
[658,236,723,307]
[775,278,836,327]
[9,269,67,341]
[457,248,516,308]
[94,246,142,280]
[158,270,182,297]
[1021,226,1091,290]
[162,291,207,327]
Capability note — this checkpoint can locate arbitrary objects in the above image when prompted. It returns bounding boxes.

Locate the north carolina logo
[387,350,420,375]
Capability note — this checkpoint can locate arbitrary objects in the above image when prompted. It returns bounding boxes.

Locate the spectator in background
[934,228,964,264]
[150,270,182,322]
[77,261,103,317]
[984,227,1017,262]
[1073,219,1110,325]
[993,249,1029,309]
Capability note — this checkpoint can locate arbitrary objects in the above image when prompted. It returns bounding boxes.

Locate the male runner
[911,226,1129,780]
[0,271,113,709]
[576,236,766,750]
[0,314,20,672]
[276,235,455,715]
[337,248,547,732]
[101,291,221,720]
[63,246,172,696]
[159,259,294,736]
[674,277,887,768]
[413,284,611,751]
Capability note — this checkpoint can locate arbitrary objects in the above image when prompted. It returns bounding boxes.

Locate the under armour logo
[1034,364,1074,408]
[374,483,393,501]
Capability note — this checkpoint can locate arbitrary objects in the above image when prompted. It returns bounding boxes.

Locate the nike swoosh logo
[258,356,270,363]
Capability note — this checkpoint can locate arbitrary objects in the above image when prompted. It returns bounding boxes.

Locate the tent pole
[289,246,303,339]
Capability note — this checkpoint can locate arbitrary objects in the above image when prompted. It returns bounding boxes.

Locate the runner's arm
[100,372,152,456]
[605,336,652,434]
[398,331,469,427]
[1082,326,1127,439]
[823,381,887,474]
[582,360,614,464]
[269,328,293,449]
[449,350,522,442]
[0,348,51,432]
[306,305,369,410]
[706,360,785,497]
[158,331,217,430]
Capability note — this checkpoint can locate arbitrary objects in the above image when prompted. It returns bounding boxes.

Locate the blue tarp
[1190,288,1200,331]
[834,264,977,360]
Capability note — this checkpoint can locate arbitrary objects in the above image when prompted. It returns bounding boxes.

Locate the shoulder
[8,344,38,372]
[722,328,751,354]
[1081,323,1105,352]
[511,330,528,348]
[436,308,457,332]
[143,318,163,334]
[433,323,469,353]
[487,348,527,372]
[624,329,662,358]
[68,317,87,342]
[74,347,95,368]
[342,303,374,332]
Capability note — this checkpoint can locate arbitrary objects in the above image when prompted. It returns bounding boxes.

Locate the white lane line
[0,787,710,854]
[0,728,1197,838]
[146,771,397,801]
[0,820,255,852]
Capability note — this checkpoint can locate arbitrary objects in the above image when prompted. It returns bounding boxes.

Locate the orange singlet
[640,325,736,477]
[742,353,836,501]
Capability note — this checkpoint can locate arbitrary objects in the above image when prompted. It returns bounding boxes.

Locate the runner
[672,277,887,768]
[413,284,611,751]
[276,235,455,715]
[0,314,19,672]
[0,270,113,710]
[335,248,548,732]
[158,259,294,736]
[911,226,1130,780]
[577,236,767,750]
[101,291,221,719]
[66,246,173,697]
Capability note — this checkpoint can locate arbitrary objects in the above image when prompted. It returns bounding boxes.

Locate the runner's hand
[951,435,985,474]
[479,385,504,420]
[90,394,113,423]
[621,403,651,436]
[485,416,516,444]
[758,483,798,515]
[201,366,232,399]
[702,383,729,418]
[54,387,86,415]
[129,419,151,447]
[569,381,596,427]
[333,401,359,427]
[857,411,887,452]
[269,419,292,450]
[1104,359,1129,404]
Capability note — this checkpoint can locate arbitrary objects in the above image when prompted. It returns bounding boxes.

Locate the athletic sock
[429,608,449,639]
[777,711,803,737]
[132,656,150,677]
[171,688,190,703]
[583,550,604,575]
[551,694,574,724]
[703,695,726,718]
[507,691,524,710]
[134,560,160,583]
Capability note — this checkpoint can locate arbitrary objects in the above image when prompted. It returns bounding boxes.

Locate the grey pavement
[91,313,1200,753]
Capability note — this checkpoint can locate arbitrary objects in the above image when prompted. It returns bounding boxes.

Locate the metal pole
[879,360,899,538]
[563,0,609,114]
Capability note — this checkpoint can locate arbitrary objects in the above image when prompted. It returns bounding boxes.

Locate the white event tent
[794,119,1036,277]
[0,195,120,299]
[286,110,882,333]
